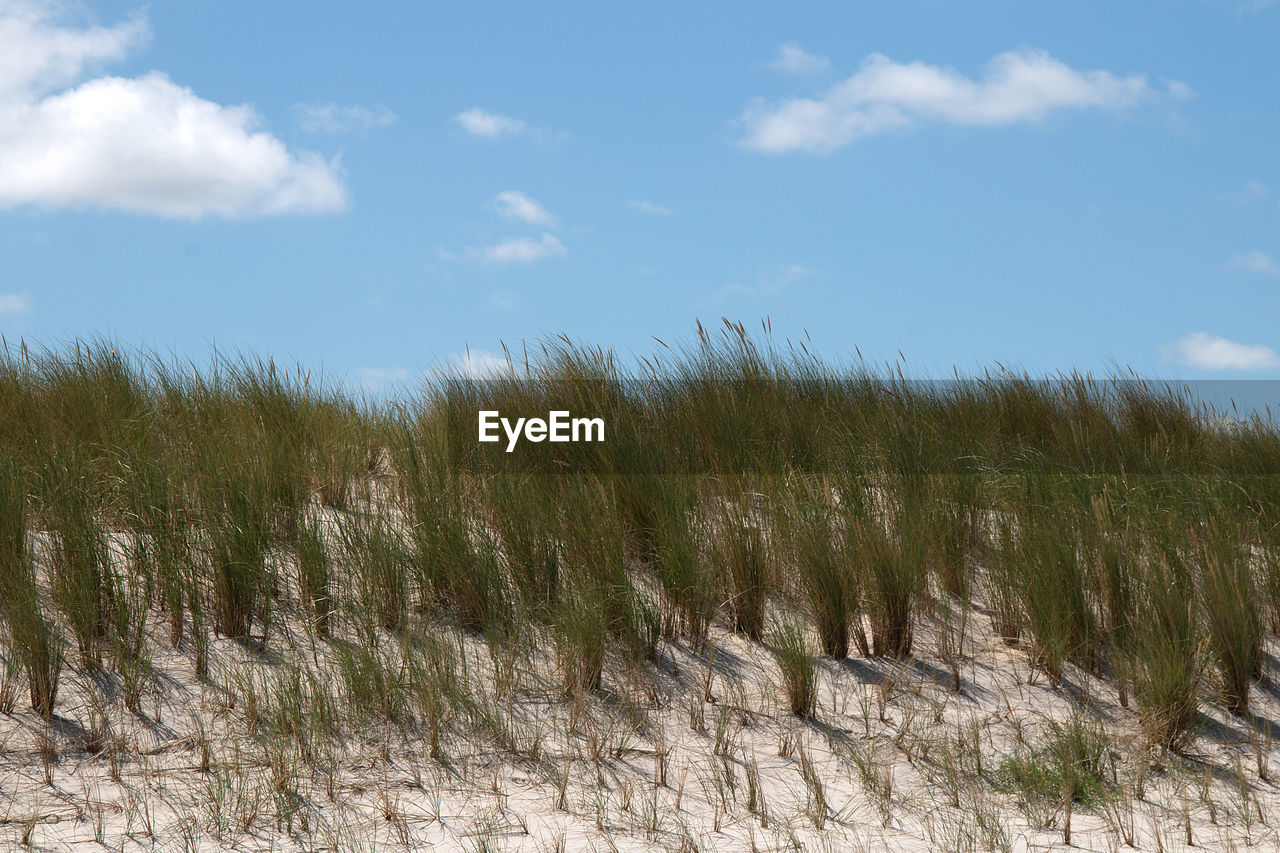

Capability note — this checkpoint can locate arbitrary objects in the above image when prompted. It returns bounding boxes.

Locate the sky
[1,0,1279,390]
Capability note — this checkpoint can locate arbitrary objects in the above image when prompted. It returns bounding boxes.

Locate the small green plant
[334,641,405,722]
[996,716,1113,825]
[798,745,828,828]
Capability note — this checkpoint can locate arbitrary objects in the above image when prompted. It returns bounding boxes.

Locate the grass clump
[997,716,1114,822]
[853,499,924,659]
[42,453,112,670]
[769,618,817,717]
[1198,512,1262,716]
[713,487,772,642]
[0,462,62,718]
[206,470,273,642]
[1013,487,1095,685]
[1130,544,1202,750]
[786,484,857,659]
[294,516,333,637]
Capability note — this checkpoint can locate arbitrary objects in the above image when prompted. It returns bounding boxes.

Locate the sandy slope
[2,532,1279,852]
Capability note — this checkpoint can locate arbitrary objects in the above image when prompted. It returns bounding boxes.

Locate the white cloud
[294,102,397,134]
[0,5,346,218]
[443,349,514,380]
[739,48,1182,153]
[716,263,815,299]
[1165,79,1195,101]
[0,1,147,98]
[0,291,33,315]
[483,233,566,264]
[491,190,555,226]
[771,43,830,75]
[455,108,527,138]
[1164,332,1280,371]
[625,199,676,216]
[1229,250,1279,276]
[1217,180,1268,204]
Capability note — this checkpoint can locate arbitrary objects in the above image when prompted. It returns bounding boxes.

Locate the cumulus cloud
[1164,332,1280,371]
[625,199,676,216]
[771,43,830,75]
[294,102,397,134]
[0,1,147,98]
[1229,250,1279,276]
[455,108,527,138]
[491,190,555,226]
[739,48,1185,153]
[0,4,346,218]
[483,233,566,264]
[0,291,33,315]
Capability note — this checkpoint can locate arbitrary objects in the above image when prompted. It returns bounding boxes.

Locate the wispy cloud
[491,191,555,226]
[1228,250,1279,276]
[739,48,1187,153]
[716,264,815,300]
[454,107,568,143]
[294,102,397,134]
[1163,332,1280,371]
[441,349,514,379]
[0,291,33,315]
[441,192,568,264]
[1217,180,1268,204]
[625,199,676,216]
[455,108,527,138]
[0,4,346,217]
[1234,0,1276,14]
[483,233,566,264]
[770,43,830,75]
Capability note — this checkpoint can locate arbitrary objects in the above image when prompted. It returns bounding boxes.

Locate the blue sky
[1,0,1278,388]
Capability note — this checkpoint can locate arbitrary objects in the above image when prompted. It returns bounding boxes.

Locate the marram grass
[0,325,1279,849]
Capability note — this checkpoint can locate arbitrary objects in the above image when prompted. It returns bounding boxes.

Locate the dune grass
[2,324,1280,848]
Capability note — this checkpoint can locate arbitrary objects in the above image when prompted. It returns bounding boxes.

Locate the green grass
[0,460,61,718]
[769,618,817,717]
[996,717,1114,818]
[0,327,1278,758]
[785,482,857,659]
